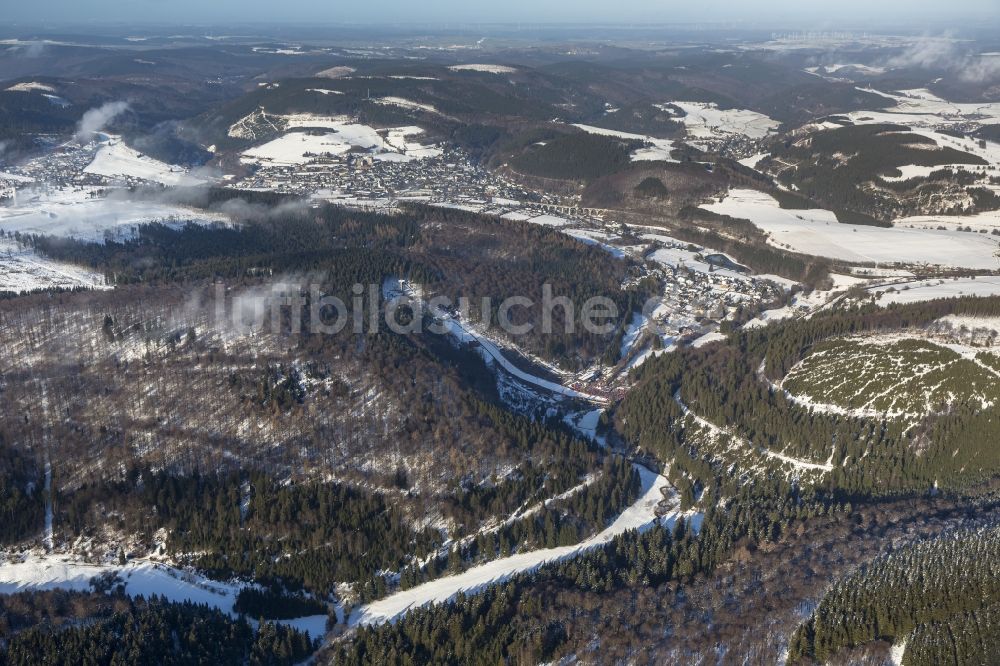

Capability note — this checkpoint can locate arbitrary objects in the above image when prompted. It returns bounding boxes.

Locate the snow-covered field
[241,118,442,166]
[0,554,328,638]
[448,64,516,74]
[868,276,1000,304]
[849,87,1000,129]
[670,101,779,149]
[703,189,1000,269]
[373,97,445,116]
[896,208,1000,232]
[806,63,888,77]
[5,81,56,93]
[500,211,573,227]
[572,124,678,162]
[348,463,691,627]
[315,66,355,79]
[738,153,768,169]
[563,228,626,258]
[0,187,230,242]
[936,314,1000,335]
[383,126,443,158]
[84,139,206,187]
[242,131,369,165]
[878,164,943,183]
[0,237,108,293]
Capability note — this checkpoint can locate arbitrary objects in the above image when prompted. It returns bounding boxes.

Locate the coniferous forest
[0,591,316,665]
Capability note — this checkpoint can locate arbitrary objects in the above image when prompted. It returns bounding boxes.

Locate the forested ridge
[767,123,996,222]
[397,458,641,591]
[616,295,1000,496]
[60,469,441,594]
[509,132,642,181]
[22,196,645,368]
[789,526,1000,664]
[327,483,857,665]
[29,370,629,602]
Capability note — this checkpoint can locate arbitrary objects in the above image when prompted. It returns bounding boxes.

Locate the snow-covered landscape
[84,139,207,187]
[670,101,779,149]
[572,123,679,162]
[447,64,517,74]
[240,116,442,165]
[848,87,1000,129]
[0,554,328,638]
[0,236,108,293]
[4,15,1000,665]
[0,187,229,242]
[867,276,1000,304]
[703,188,1000,269]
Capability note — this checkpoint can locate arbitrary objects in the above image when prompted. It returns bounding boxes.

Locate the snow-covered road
[384,279,607,403]
[441,315,608,403]
[348,463,692,627]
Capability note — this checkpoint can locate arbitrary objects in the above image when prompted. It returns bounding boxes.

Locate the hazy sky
[7,0,1000,27]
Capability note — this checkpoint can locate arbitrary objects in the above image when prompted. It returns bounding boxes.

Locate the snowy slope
[440,313,607,403]
[572,124,678,162]
[868,276,1000,304]
[242,131,363,164]
[0,554,328,638]
[563,228,626,258]
[5,82,56,93]
[373,97,445,116]
[671,101,779,148]
[0,237,109,293]
[241,120,441,166]
[848,87,1000,129]
[84,140,205,187]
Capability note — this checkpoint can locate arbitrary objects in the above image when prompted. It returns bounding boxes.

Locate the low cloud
[10,41,46,58]
[101,181,306,215]
[211,197,311,221]
[885,36,1000,83]
[959,58,1000,84]
[101,183,311,225]
[75,101,130,144]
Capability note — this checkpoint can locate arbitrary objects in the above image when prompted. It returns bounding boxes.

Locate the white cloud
[75,101,130,144]
[885,35,1000,83]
